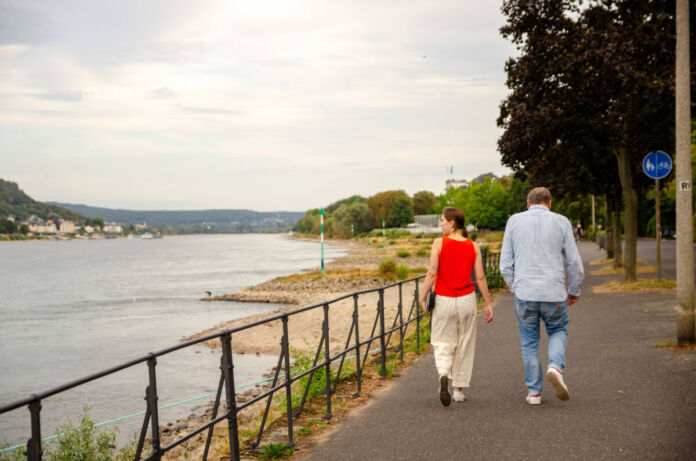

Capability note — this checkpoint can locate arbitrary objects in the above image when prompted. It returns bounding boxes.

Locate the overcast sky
[0,0,516,211]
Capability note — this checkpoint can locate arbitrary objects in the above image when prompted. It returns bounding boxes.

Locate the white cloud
[0,0,515,210]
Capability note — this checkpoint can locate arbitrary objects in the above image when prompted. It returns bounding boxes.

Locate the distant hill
[47,202,304,231]
[0,179,86,223]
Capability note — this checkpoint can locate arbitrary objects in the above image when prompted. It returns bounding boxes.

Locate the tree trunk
[605,193,614,259]
[611,194,622,268]
[616,147,637,282]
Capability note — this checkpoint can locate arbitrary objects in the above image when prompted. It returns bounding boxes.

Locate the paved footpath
[299,242,696,460]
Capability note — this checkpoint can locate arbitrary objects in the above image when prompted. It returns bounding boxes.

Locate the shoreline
[185,235,425,354]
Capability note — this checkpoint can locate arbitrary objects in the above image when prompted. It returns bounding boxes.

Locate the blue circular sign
[642,151,672,180]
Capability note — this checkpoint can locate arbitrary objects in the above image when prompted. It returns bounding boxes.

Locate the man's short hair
[527,187,551,204]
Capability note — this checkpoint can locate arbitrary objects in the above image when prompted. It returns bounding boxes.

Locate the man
[500,187,584,405]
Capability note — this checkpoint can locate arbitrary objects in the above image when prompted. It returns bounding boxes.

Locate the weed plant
[259,443,293,460]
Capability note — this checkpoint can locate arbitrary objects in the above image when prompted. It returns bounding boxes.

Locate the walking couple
[418,187,584,407]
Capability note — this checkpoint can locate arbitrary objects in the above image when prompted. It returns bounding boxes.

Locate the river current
[0,234,343,446]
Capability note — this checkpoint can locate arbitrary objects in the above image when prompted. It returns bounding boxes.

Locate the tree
[412,191,437,215]
[463,178,510,229]
[332,202,373,237]
[90,217,104,230]
[388,196,414,228]
[366,190,413,228]
[498,0,691,281]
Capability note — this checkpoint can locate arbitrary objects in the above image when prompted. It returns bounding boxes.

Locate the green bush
[416,249,427,257]
[397,250,410,258]
[469,232,478,241]
[395,264,409,280]
[378,259,397,275]
[47,409,116,461]
[484,231,504,242]
[260,443,293,460]
[0,443,25,461]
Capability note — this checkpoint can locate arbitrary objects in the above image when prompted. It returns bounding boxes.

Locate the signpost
[642,151,673,280]
[382,219,386,247]
[320,208,325,273]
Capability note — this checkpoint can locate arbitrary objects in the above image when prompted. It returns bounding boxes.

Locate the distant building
[414,215,439,228]
[445,179,469,192]
[135,223,148,231]
[58,220,76,234]
[6,215,15,222]
[84,225,95,234]
[26,216,57,234]
[471,172,499,184]
[103,222,123,234]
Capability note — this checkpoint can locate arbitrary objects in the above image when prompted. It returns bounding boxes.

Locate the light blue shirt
[499,205,584,302]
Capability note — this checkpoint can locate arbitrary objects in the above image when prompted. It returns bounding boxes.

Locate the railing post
[378,288,387,378]
[146,355,161,461]
[322,304,332,419]
[398,283,404,363]
[415,279,420,351]
[281,316,294,447]
[221,332,240,461]
[353,294,362,397]
[26,397,41,461]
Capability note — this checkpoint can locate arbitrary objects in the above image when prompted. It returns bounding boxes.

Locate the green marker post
[382,219,386,247]
[320,207,325,273]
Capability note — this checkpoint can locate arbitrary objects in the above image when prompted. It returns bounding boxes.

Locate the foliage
[42,408,136,461]
[388,196,414,228]
[397,250,410,258]
[378,259,397,276]
[331,202,373,237]
[259,443,293,460]
[366,190,414,228]
[412,191,437,215]
[0,179,86,224]
[324,195,366,214]
[88,217,104,230]
[395,264,409,280]
[296,427,312,436]
[0,443,25,461]
[497,0,696,278]
[0,218,18,234]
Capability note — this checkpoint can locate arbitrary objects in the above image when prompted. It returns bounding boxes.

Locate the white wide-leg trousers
[430,292,478,388]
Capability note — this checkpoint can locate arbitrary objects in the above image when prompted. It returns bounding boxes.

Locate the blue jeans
[514,296,569,394]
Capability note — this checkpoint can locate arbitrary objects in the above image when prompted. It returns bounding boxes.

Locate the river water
[0,234,343,447]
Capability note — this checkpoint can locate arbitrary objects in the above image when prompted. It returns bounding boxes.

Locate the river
[0,234,344,447]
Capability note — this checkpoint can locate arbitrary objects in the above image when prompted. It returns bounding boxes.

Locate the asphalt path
[634,238,696,282]
[298,242,696,461]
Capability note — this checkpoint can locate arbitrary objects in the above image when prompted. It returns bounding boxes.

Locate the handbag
[427,291,436,312]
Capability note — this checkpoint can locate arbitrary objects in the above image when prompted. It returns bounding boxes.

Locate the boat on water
[141,232,153,239]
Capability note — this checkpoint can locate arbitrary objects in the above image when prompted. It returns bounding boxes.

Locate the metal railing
[1,249,503,461]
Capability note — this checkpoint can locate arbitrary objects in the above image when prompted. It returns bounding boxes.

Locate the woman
[419,207,494,407]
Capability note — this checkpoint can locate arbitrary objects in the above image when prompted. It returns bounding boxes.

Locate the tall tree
[498,0,692,281]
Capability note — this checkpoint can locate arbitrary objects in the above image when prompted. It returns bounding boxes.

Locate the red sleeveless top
[434,237,476,297]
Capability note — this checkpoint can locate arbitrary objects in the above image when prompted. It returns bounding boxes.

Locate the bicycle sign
[642,151,672,179]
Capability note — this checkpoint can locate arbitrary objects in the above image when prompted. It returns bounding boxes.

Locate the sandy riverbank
[184,235,434,355]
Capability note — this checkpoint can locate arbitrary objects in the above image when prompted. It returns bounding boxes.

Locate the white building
[445,179,469,192]
[26,217,57,234]
[103,222,123,234]
[58,220,76,234]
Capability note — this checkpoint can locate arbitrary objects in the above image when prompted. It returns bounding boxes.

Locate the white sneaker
[545,367,570,401]
[526,394,542,405]
[453,390,466,402]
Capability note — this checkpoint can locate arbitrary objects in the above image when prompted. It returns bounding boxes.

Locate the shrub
[484,231,504,242]
[469,232,477,241]
[388,240,396,245]
[378,259,397,276]
[260,443,293,460]
[397,250,410,258]
[416,249,427,257]
[395,264,409,280]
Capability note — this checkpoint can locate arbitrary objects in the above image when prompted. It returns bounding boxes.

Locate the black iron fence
[1,250,504,461]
